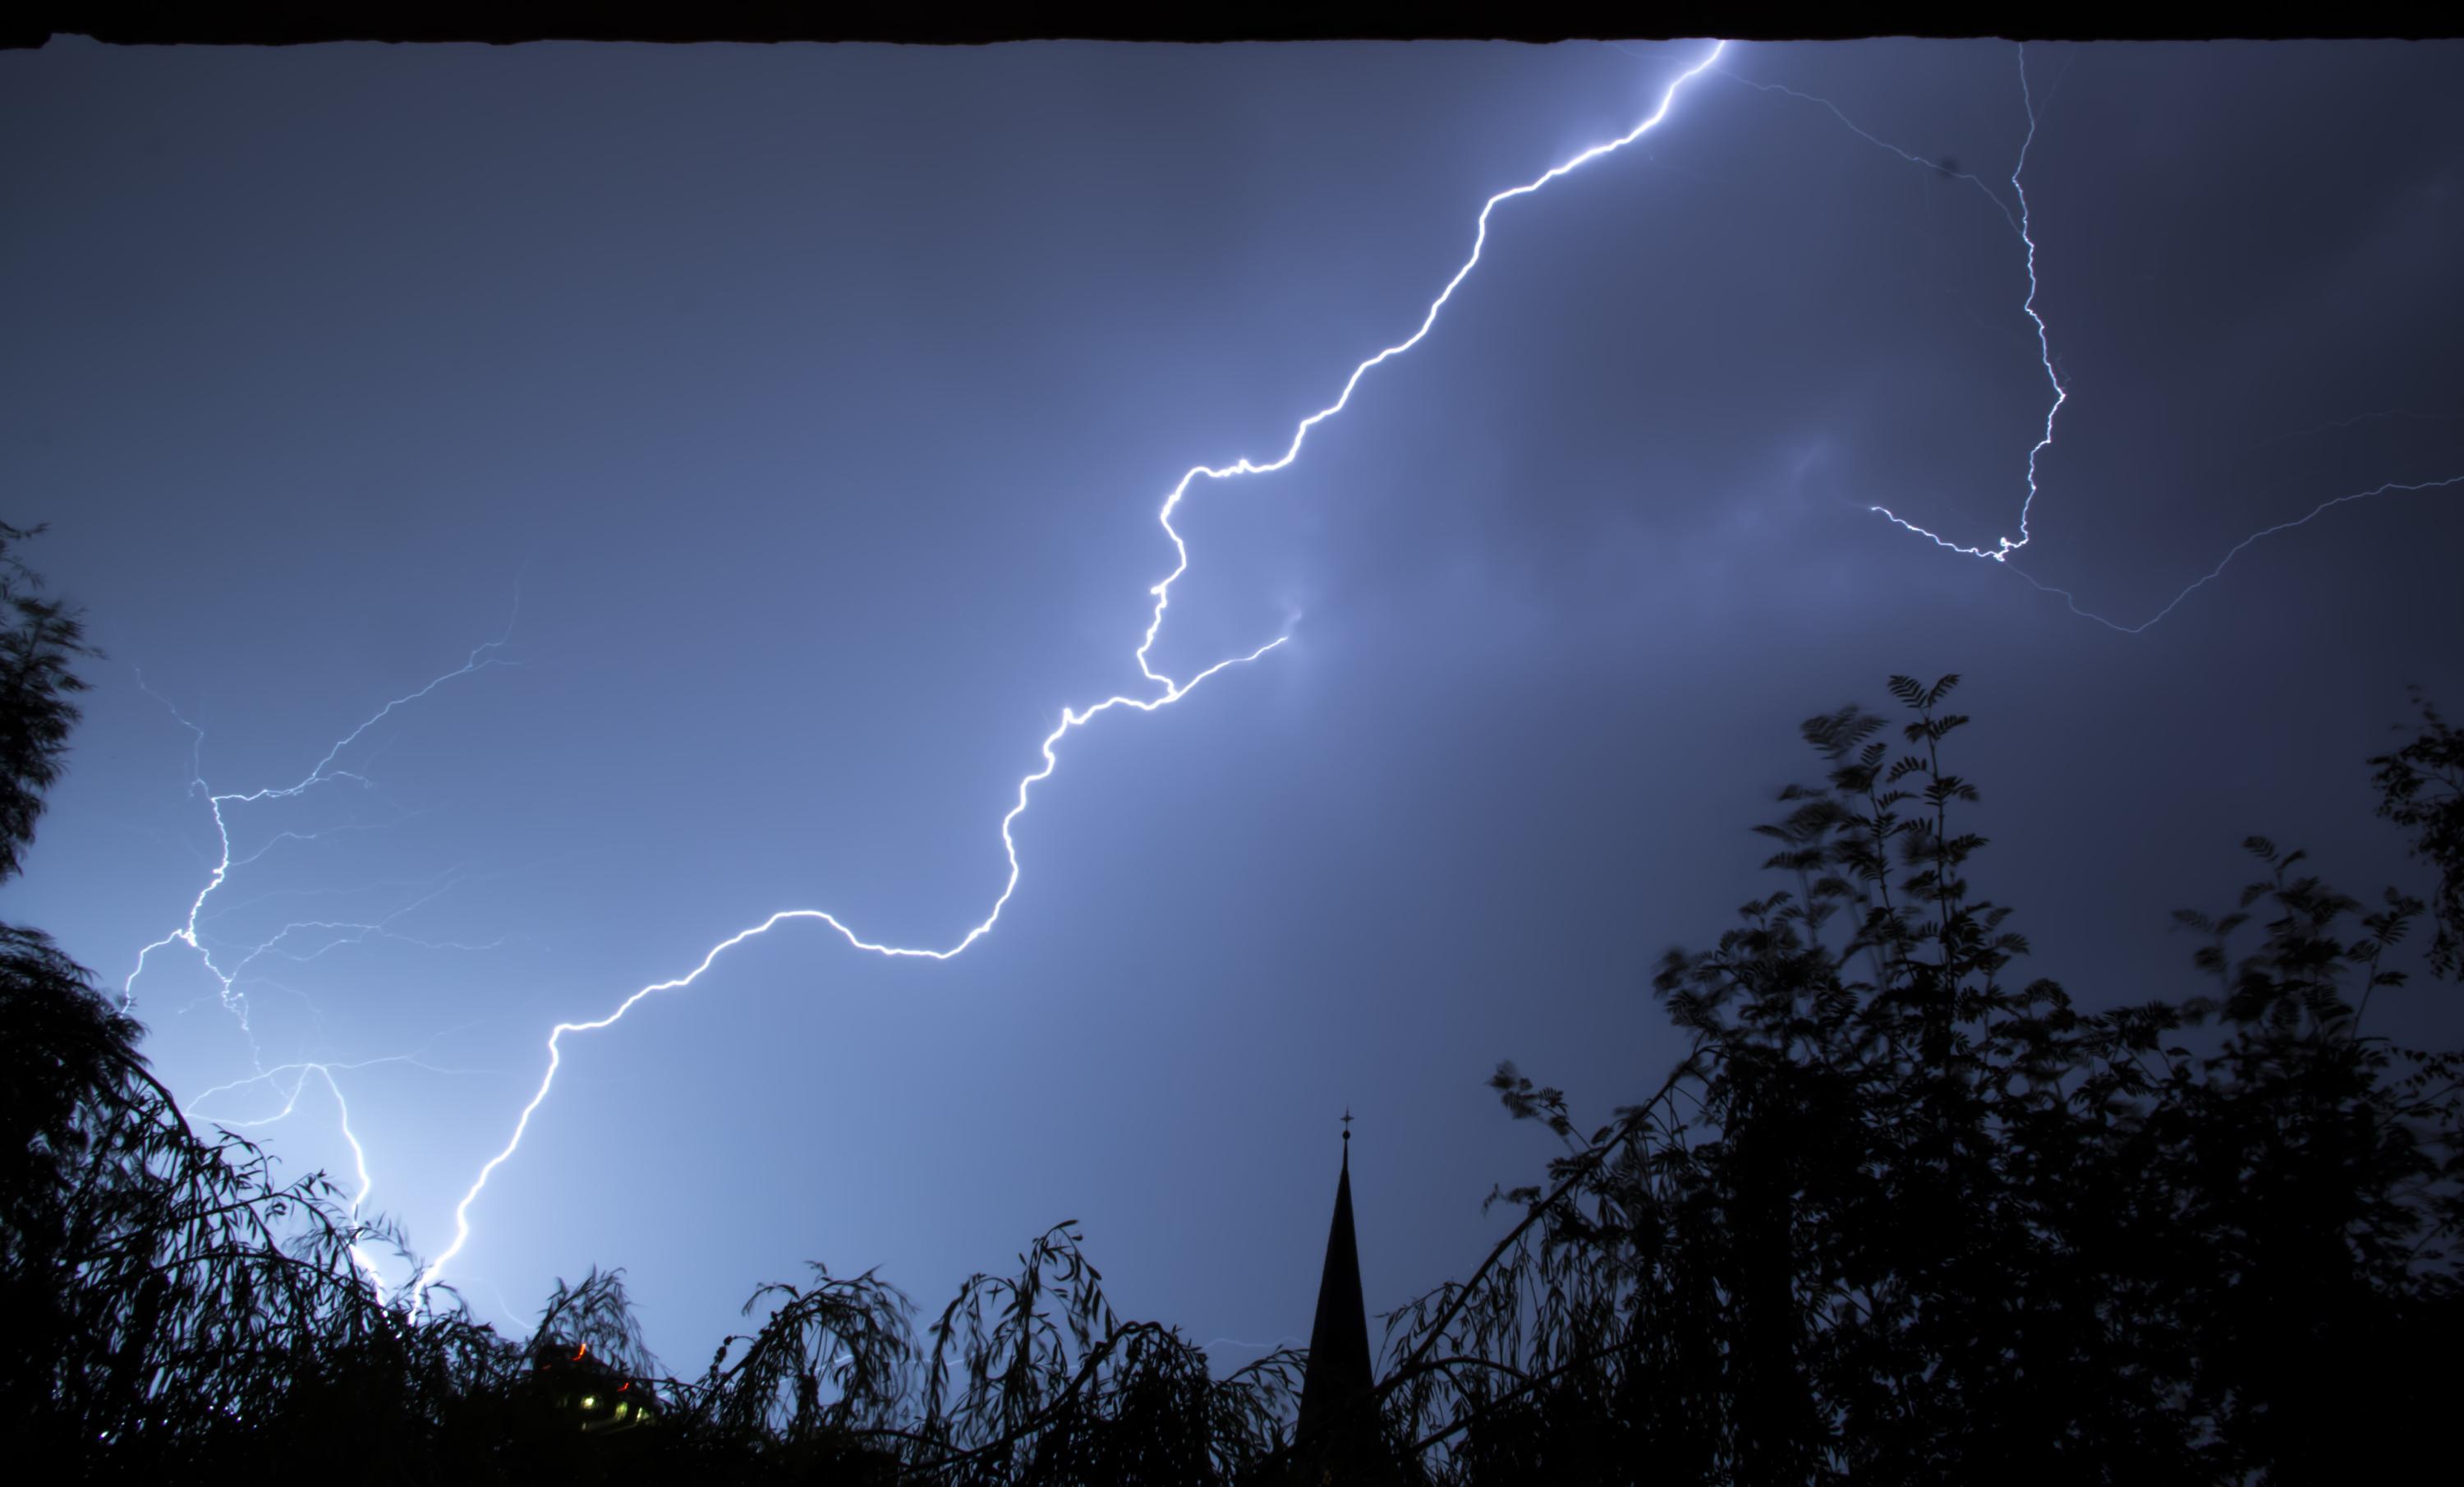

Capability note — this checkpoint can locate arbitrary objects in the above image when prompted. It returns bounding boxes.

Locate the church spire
[1296,1112,1374,1459]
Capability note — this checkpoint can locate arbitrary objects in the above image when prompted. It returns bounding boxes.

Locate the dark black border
[11,4,2461,48]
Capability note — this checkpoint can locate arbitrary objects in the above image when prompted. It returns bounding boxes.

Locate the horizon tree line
[5,520,2458,1483]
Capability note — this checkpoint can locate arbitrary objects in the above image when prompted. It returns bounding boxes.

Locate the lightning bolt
[134,39,2445,1316]
[120,614,517,1298]
[411,39,1737,1306]
[1778,44,2462,631]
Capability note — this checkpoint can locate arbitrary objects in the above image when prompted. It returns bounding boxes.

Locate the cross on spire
[1341,1107,1354,1143]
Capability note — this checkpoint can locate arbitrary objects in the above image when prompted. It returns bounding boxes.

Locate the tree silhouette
[1369,675,2464,1484]
[0,522,94,881]
[8,526,2459,1487]
[2373,686,2464,979]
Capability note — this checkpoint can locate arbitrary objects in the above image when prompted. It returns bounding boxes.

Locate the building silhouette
[526,1338,661,1434]
[1291,1116,1395,1484]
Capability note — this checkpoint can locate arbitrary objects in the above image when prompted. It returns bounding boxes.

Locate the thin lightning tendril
[124,628,517,1028]
[1766,45,2462,631]
[122,616,517,1301]
[1864,46,2064,568]
[2009,473,2464,633]
[183,1053,462,1298]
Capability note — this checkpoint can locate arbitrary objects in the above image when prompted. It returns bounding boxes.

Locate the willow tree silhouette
[0,522,91,880]
[0,520,118,1269]
[0,523,471,1475]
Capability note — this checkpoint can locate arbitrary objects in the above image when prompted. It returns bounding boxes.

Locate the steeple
[1296,1112,1375,1462]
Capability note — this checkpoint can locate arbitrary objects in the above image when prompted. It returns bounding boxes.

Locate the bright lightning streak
[420,635,1287,1300]
[1129,39,1735,692]
[414,40,1735,1306]
[1742,46,2461,633]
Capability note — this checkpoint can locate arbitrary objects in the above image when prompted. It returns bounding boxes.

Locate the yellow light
[581,1395,595,1408]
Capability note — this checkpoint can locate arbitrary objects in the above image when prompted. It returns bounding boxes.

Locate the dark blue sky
[6,37,2460,1374]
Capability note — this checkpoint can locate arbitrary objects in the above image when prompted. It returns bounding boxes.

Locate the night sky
[6,37,2461,1375]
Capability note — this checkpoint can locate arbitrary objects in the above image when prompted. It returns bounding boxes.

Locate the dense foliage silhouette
[1369,675,2463,1484]
[4,524,2457,1482]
